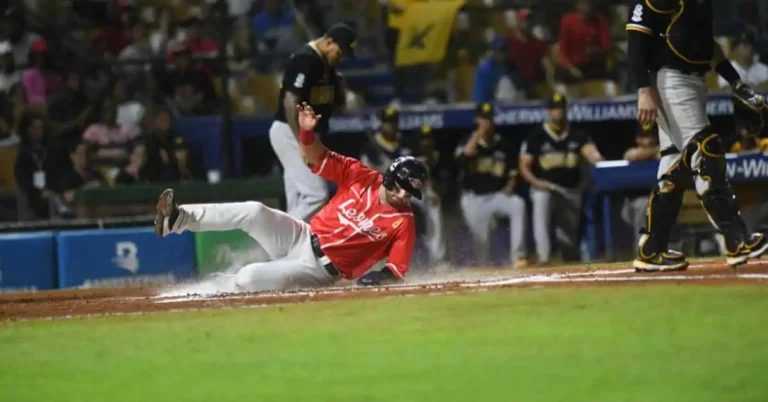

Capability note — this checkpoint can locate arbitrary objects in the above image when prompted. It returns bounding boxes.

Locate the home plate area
[1,259,767,321]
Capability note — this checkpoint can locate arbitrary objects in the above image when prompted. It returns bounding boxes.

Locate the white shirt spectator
[11,32,40,66]
[117,101,146,127]
[718,59,768,89]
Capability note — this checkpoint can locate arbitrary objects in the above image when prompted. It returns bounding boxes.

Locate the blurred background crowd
[0,0,766,263]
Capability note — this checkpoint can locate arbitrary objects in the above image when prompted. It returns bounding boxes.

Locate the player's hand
[357,270,383,286]
[637,87,660,128]
[297,102,321,131]
[733,82,766,112]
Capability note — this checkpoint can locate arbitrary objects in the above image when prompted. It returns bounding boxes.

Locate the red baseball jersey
[310,150,416,279]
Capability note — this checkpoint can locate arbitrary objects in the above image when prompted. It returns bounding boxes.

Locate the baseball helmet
[383,156,428,200]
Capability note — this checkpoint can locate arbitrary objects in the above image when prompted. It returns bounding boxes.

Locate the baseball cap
[547,93,568,109]
[475,102,495,120]
[732,31,755,47]
[326,23,357,59]
[420,125,433,137]
[380,107,399,124]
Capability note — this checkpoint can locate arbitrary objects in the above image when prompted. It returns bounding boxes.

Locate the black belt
[311,234,340,278]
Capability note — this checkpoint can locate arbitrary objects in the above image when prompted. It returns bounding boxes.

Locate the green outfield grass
[2,285,768,402]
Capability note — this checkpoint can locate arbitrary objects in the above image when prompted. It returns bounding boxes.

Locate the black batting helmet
[383,156,428,200]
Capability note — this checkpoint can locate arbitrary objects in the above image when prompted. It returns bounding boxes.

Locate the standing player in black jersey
[626,0,768,271]
[456,103,526,268]
[270,23,355,221]
[519,94,603,265]
[360,108,447,267]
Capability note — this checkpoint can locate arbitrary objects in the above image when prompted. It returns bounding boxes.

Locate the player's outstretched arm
[297,103,327,167]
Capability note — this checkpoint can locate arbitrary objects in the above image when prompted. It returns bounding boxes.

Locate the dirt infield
[2,259,767,321]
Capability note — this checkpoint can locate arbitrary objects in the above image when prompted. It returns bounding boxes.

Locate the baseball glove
[733,91,768,135]
[732,83,766,113]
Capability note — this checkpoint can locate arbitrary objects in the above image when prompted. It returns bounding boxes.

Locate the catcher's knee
[683,127,730,196]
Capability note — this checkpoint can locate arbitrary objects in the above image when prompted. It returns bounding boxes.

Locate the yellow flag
[395,0,466,67]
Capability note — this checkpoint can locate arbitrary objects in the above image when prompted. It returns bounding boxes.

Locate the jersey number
[294,73,306,88]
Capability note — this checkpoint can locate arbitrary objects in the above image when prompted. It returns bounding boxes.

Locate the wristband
[299,129,316,145]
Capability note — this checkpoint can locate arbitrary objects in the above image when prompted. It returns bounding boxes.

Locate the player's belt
[310,234,340,278]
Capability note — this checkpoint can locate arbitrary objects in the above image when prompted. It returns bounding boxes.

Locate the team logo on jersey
[409,178,424,189]
[631,4,643,22]
[338,198,388,241]
[392,218,403,229]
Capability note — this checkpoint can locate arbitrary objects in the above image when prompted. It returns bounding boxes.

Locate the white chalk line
[152,261,768,304]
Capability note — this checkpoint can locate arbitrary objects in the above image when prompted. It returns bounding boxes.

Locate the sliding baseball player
[155,104,428,291]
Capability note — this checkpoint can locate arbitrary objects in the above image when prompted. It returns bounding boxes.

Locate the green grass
[2,285,768,402]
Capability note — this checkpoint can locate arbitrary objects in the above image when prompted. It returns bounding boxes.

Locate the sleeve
[557,17,573,68]
[281,56,317,100]
[311,150,377,187]
[626,2,667,35]
[520,133,539,157]
[384,217,417,279]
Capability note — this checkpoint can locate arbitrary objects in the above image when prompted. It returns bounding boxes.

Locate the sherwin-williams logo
[113,242,139,273]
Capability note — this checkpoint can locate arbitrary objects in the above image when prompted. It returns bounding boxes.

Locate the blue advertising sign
[0,232,57,292]
[57,228,196,289]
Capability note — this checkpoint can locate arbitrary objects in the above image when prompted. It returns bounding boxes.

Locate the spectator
[227,17,254,74]
[4,7,40,66]
[178,13,219,62]
[251,0,301,54]
[472,38,515,104]
[115,141,149,185]
[47,69,93,141]
[207,0,252,18]
[111,79,146,128]
[14,113,54,220]
[83,62,112,102]
[0,41,21,94]
[144,108,193,182]
[146,6,173,57]
[82,100,141,167]
[50,141,106,218]
[556,0,612,83]
[2,84,31,144]
[506,10,554,98]
[162,46,218,116]
[22,38,64,107]
[621,124,660,247]
[91,2,136,57]
[118,21,154,79]
[718,32,768,90]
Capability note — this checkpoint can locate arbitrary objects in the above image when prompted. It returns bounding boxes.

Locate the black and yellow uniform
[456,132,517,195]
[521,123,592,189]
[274,42,343,134]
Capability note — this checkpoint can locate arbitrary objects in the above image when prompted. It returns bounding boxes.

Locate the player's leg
[489,192,527,267]
[156,189,307,260]
[460,192,493,265]
[551,189,582,262]
[410,196,447,264]
[268,121,328,221]
[663,71,767,265]
[530,188,552,264]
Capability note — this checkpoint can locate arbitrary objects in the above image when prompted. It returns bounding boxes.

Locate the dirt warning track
[1,259,767,321]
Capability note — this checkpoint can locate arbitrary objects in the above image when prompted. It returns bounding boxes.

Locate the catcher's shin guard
[634,149,689,272]
[685,128,756,265]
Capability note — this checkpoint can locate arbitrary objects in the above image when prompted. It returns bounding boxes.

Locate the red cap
[517,9,532,21]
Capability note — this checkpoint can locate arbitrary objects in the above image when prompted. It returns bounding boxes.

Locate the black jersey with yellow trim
[626,0,714,73]
[274,41,342,134]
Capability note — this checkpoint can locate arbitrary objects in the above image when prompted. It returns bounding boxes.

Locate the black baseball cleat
[633,252,689,273]
[154,188,180,237]
[726,233,768,267]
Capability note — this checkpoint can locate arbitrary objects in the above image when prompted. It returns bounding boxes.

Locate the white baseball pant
[530,188,583,264]
[460,191,526,265]
[174,201,338,291]
[653,68,710,192]
[410,192,446,263]
[269,121,329,221]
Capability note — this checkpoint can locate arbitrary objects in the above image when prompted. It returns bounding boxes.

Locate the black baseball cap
[732,31,755,47]
[475,102,495,120]
[547,93,568,109]
[326,23,356,59]
[380,107,399,124]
